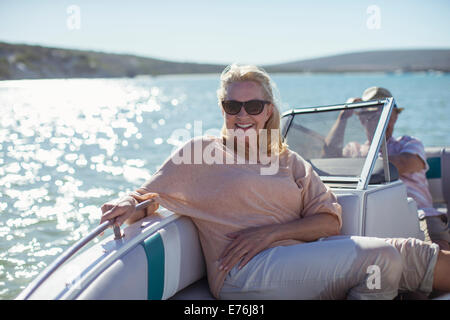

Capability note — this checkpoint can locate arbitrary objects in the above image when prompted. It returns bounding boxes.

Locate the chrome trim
[319,176,359,183]
[281,113,294,140]
[357,98,395,190]
[381,136,391,183]
[281,100,388,117]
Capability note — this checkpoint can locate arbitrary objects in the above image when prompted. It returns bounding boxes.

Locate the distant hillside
[0,42,226,80]
[264,49,450,73]
[1,42,449,80]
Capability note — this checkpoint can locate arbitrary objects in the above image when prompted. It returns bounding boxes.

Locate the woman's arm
[218,212,340,271]
[126,189,160,224]
[272,212,341,242]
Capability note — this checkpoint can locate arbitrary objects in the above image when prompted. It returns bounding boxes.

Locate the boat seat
[77,214,207,300]
[141,215,214,300]
[336,182,424,240]
[144,215,207,300]
[169,277,215,300]
[425,146,450,217]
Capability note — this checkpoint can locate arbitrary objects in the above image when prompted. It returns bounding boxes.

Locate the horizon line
[2,40,450,67]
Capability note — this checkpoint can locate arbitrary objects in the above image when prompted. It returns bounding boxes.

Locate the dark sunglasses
[221,100,270,115]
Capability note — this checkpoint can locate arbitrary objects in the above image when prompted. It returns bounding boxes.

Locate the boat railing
[18,199,154,300]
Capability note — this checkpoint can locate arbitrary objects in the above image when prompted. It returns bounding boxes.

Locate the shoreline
[1,42,450,81]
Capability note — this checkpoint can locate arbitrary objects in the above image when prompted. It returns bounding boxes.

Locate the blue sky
[1,0,449,64]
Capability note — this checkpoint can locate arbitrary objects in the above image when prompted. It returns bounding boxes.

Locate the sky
[1,0,449,65]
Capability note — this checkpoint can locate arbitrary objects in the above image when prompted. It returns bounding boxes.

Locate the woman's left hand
[218,225,278,272]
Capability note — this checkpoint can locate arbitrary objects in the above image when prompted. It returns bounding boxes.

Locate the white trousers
[219,236,439,300]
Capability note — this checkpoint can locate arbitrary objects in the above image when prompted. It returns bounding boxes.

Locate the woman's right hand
[99,192,159,229]
[99,195,138,227]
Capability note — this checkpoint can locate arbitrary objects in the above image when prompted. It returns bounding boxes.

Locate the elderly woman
[100,64,450,300]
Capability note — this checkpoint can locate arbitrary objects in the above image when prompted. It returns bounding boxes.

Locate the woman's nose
[237,104,249,117]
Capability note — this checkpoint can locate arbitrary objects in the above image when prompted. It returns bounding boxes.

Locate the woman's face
[222,81,273,135]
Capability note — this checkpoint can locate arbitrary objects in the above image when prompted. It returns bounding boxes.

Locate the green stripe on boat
[426,157,441,179]
[141,232,165,300]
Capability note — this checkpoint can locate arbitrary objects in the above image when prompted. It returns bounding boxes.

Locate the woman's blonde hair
[217,64,288,156]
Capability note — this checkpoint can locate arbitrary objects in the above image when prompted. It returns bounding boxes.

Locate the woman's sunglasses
[221,100,270,115]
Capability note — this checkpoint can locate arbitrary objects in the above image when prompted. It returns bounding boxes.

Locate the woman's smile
[235,123,255,132]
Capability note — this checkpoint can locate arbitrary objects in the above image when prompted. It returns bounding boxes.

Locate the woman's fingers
[219,241,248,271]
[98,205,127,237]
[219,236,251,271]
[219,226,276,271]
[133,192,159,201]
[99,202,118,224]
[238,247,261,269]
[220,241,266,271]
[146,202,159,216]
[98,193,158,237]
[114,205,136,226]
[101,203,115,214]
[99,200,135,225]
[99,205,123,225]
[219,234,242,261]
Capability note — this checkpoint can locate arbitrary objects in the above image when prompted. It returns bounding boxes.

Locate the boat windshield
[281,98,396,190]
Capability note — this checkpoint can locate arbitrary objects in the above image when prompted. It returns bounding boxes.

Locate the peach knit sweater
[141,136,342,299]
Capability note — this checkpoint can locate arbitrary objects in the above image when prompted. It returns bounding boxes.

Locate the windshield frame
[281,98,396,190]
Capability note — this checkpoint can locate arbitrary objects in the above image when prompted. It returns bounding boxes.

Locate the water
[1,72,449,299]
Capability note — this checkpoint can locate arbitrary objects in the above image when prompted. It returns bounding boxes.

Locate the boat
[16,98,450,300]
